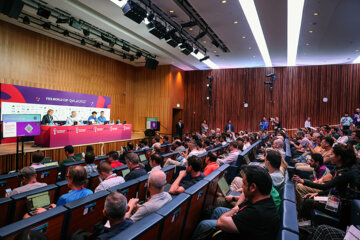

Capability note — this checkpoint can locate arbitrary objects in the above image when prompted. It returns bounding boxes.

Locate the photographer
[260,117,269,130]
[271,117,281,135]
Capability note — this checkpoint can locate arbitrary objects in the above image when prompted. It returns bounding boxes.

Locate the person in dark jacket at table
[41,109,54,125]
[124,153,147,181]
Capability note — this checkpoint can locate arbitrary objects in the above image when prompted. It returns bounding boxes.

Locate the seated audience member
[119,142,135,162]
[319,136,334,164]
[97,192,133,239]
[151,135,161,147]
[95,162,125,192]
[24,166,92,218]
[84,152,98,174]
[60,145,82,168]
[138,139,149,150]
[220,135,227,146]
[310,133,323,153]
[203,152,219,176]
[272,139,285,158]
[204,139,212,151]
[335,129,349,144]
[125,170,172,222]
[152,143,162,155]
[296,144,360,226]
[173,140,185,152]
[193,166,280,240]
[265,149,284,192]
[7,167,47,197]
[169,156,205,195]
[149,153,162,173]
[164,141,200,167]
[30,150,46,169]
[124,153,147,181]
[290,131,310,152]
[162,135,170,145]
[86,145,94,154]
[106,151,124,168]
[292,153,330,209]
[236,138,244,151]
[242,136,251,150]
[214,138,223,148]
[217,142,240,166]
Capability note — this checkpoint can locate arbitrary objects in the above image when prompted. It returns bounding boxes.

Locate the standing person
[272,117,281,135]
[88,111,98,124]
[260,117,269,131]
[305,117,311,129]
[66,111,79,125]
[201,120,209,134]
[41,109,54,125]
[340,112,353,130]
[224,120,235,132]
[352,108,360,128]
[176,119,184,140]
[98,111,107,123]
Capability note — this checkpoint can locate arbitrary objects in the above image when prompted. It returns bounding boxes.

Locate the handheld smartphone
[5,188,12,195]
[82,152,85,158]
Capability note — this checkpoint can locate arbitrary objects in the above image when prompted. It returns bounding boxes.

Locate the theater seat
[88,172,101,192]
[156,193,190,240]
[10,184,58,223]
[283,182,295,203]
[111,213,163,240]
[108,179,139,201]
[351,200,360,225]
[36,165,58,185]
[203,170,222,208]
[94,155,108,165]
[113,165,128,177]
[312,210,340,228]
[182,180,209,240]
[0,206,68,240]
[282,200,299,234]
[0,172,19,198]
[137,174,149,202]
[161,165,175,184]
[276,229,299,240]
[63,191,109,238]
[0,197,13,227]
[55,180,70,203]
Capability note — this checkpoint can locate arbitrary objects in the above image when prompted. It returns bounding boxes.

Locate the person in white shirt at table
[217,142,240,166]
[305,117,311,129]
[95,162,125,193]
[148,153,162,173]
[66,111,79,125]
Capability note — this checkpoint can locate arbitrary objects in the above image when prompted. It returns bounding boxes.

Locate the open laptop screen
[26,191,50,211]
[217,177,230,196]
[139,154,147,162]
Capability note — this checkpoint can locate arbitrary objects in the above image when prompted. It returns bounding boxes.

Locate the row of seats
[0,163,230,240]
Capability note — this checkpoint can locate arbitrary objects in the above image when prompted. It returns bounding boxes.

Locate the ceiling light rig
[16,0,158,68]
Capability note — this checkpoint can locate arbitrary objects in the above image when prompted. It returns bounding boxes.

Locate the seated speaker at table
[41,109,54,125]
[66,111,79,125]
[88,111,97,124]
[98,111,106,123]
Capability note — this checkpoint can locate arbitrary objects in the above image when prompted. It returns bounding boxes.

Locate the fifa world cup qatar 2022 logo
[53,128,56,135]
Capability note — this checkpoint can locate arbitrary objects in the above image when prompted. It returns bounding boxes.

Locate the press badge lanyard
[325,170,340,213]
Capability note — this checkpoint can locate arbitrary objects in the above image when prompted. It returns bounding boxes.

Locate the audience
[192,166,280,240]
[151,135,161,147]
[97,192,133,239]
[84,152,98,174]
[264,149,284,192]
[203,152,219,176]
[60,145,81,168]
[149,153,162,173]
[30,150,46,169]
[124,153,147,181]
[125,170,171,222]
[169,156,205,195]
[7,167,47,197]
[95,162,125,192]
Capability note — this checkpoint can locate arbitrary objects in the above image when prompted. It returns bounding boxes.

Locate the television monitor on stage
[2,114,41,138]
[150,121,160,131]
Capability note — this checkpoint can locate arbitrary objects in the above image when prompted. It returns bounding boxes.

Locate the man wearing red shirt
[203,152,219,176]
[106,151,124,168]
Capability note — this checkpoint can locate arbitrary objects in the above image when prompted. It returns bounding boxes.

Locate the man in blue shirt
[88,111,98,124]
[260,117,269,130]
[98,111,106,123]
[24,165,93,217]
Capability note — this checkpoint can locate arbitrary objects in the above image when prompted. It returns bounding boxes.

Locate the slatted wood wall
[183,66,360,133]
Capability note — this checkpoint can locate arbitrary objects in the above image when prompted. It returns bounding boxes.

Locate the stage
[0,132,146,174]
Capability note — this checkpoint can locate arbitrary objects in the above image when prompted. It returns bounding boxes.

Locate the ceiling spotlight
[69,18,82,30]
[110,48,115,53]
[37,7,51,19]
[22,16,30,25]
[83,29,90,36]
[193,49,199,54]
[129,55,135,61]
[122,45,130,52]
[63,30,69,36]
[56,18,69,24]
[146,20,167,39]
[136,52,142,58]
[80,39,86,46]
[122,54,127,59]
[200,56,210,62]
[42,22,51,30]
[181,21,197,28]
[194,31,207,41]
[122,1,147,24]
[179,42,193,55]
[147,13,155,22]
[94,42,101,48]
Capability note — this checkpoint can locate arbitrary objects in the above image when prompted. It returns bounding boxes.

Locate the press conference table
[34,124,132,147]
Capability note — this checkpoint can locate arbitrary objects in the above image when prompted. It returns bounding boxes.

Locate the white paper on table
[344,225,360,240]
[314,196,328,202]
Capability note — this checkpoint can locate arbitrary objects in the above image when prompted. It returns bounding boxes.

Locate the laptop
[122,169,130,178]
[244,155,251,164]
[217,177,241,197]
[26,191,51,215]
[44,161,59,167]
[139,154,147,163]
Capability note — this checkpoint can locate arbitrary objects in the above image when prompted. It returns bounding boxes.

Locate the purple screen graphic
[150,121,158,130]
[16,122,41,136]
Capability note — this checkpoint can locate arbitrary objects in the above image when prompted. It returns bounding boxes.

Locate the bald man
[272,139,286,158]
[125,170,172,222]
